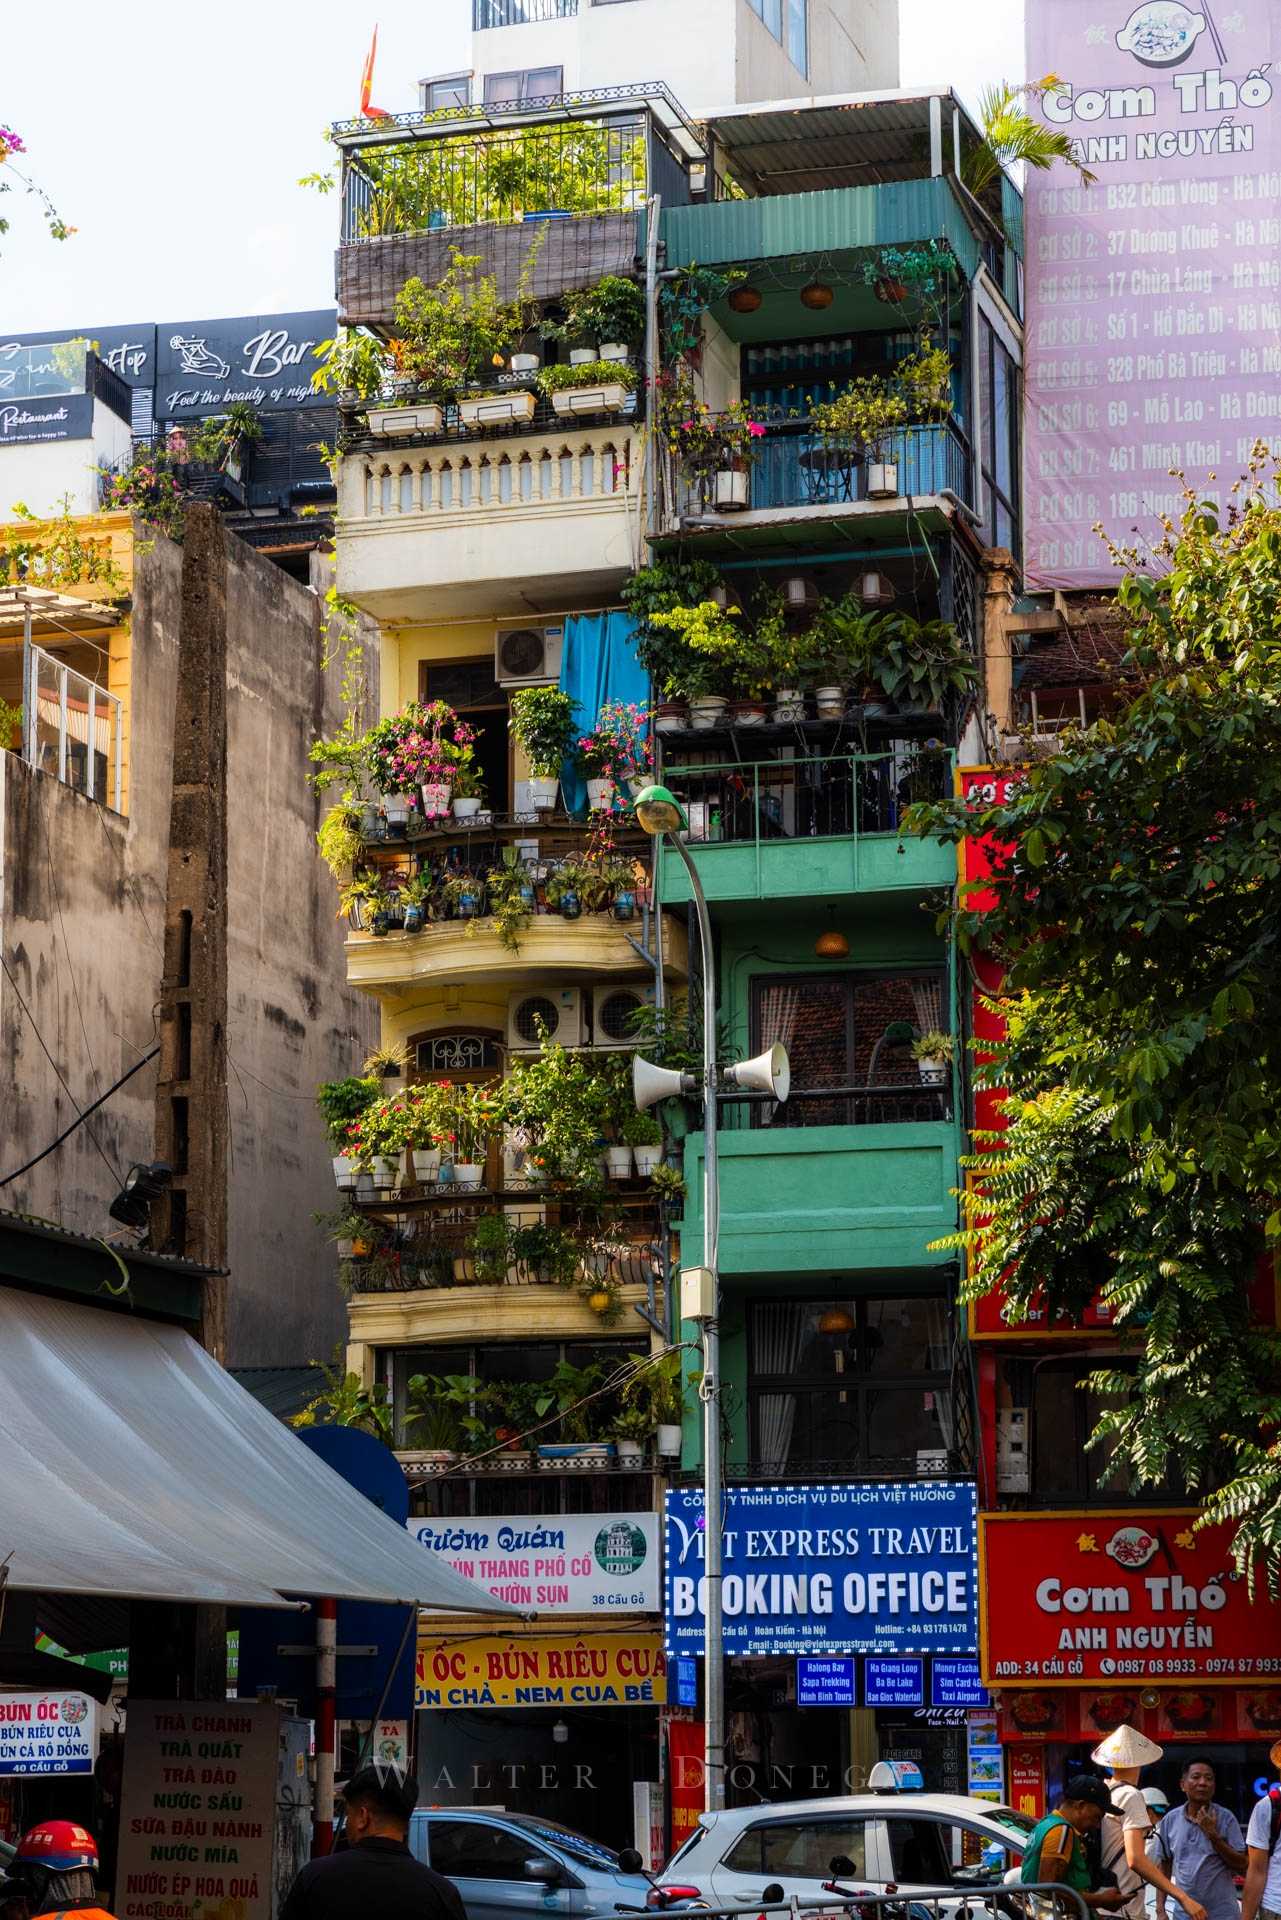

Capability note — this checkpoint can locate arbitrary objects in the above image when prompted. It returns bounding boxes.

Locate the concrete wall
[0,404,133,521]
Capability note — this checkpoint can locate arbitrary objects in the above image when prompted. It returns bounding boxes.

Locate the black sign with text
[154,310,334,416]
[0,325,156,393]
[0,393,94,444]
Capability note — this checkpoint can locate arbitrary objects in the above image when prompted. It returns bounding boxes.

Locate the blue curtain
[558,610,648,815]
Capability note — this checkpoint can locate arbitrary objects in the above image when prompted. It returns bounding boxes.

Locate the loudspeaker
[723,1042,791,1104]
[632,1054,690,1111]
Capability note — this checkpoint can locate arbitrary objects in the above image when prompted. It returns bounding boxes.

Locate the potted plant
[403,1374,463,1463]
[509,685,577,810]
[405,1079,451,1183]
[662,389,767,512]
[338,874,379,933]
[491,1378,541,1467]
[485,846,537,953]
[470,1211,514,1286]
[575,700,652,811]
[188,402,265,481]
[621,1351,685,1459]
[317,1076,379,1190]
[812,374,909,500]
[612,1403,650,1469]
[554,276,645,362]
[364,1042,409,1100]
[623,1106,663,1176]
[603,1133,633,1179]
[911,1029,955,1086]
[807,592,879,719]
[544,859,589,919]
[443,871,486,919]
[450,754,487,820]
[609,856,641,921]
[537,358,638,418]
[869,610,977,715]
[312,326,392,409]
[399,870,433,933]
[534,1359,613,1465]
[389,248,538,429]
[448,1082,505,1187]
[648,601,746,729]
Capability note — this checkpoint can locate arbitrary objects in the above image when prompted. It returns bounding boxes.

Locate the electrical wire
[0,952,123,1186]
[0,1037,159,1189]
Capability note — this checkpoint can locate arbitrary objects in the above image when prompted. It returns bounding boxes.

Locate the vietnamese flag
[360,26,392,120]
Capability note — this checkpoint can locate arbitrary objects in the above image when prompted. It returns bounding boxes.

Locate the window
[422,75,471,111]
[414,1033,502,1078]
[886,1818,1023,1886]
[978,313,1020,553]
[750,969,950,1127]
[429,1819,556,1880]
[745,0,806,74]
[724,1817,868,1879]
[1031,1359,1164,1501]
[748,1296,956,1475]
[22,640,123,812]
[483,66,564,104]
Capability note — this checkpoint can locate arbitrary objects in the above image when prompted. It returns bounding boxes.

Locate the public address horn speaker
[723,1042,791,1104]
[633,1054,690,1111]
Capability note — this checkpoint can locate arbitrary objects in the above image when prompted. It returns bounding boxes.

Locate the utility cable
[0,952,124,1188]
[0,1042,160,1188]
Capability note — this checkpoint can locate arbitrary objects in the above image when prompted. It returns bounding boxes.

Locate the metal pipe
[312,1598,338,1856]
[663,829,722,1812]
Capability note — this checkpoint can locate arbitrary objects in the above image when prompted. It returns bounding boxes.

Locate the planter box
[367,402,444,436]
[459,390,538,429]
[550,383,629,416]
[537,1442,616,1467]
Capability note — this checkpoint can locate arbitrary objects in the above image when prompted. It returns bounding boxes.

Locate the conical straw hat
[1091,1723,1163,1768]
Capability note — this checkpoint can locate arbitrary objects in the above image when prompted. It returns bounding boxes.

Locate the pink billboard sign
[1023,0,1281,588]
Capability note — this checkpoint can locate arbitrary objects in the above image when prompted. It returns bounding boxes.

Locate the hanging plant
[659,263,747,359]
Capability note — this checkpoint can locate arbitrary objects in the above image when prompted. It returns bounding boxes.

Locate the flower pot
[655,701,688,733]
[633,1142,663,1177]
[605,1145,633,1179]
[347,899,368,933]
[371,1154,398,1191]
[688,694,729,730]
[730,699,769,727]
[336,1238,355,1260]
[917,1056,948,1086]
[384,795,411,829]
[528,775,560,810]
[412,1148,442,1183]
[414,1449,458,1470]
[551,382,629,416]
[866,461,899,499]
[773,689,806,723]
[568,345,599,365]
[380,1074,402,1100]
[599,342,630,363]
[452,796,483,819]
[420,780,452,818]
[402,903,424,933]
[355,1171,375,1198]
[814,685,847,720]
[453,1162,483,1189]
[537,1442,615,1466]
[454,890,482,918]
[332,1154,357,1191]
[616,1437,644,1468]
[366,402,443,437]
[586,777,616,811]
[612,889,636,921]
[874,276,909,304]
[370,912,391,936]
[656,1423,682,1459]
[459,390,538,429]
[510,351,541,374]
[557,889,582,919]
[713,465,750,512]
[359,802,382,839]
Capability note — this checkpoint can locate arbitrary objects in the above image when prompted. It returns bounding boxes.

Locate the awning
[0,1289,514,1615]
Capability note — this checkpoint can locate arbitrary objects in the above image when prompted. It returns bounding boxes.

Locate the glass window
[424,76,470,110]
[761,0,782,35]
[485,66,563,102]
[785,0,807,72]
[430,1819,552,1879]
[751,969,949,1128]
[1031,1360,1169,1500]
[725,1818,868,1878]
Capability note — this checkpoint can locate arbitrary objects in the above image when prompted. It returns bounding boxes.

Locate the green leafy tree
[914,452,1281,1581]
[961,78,1097,199]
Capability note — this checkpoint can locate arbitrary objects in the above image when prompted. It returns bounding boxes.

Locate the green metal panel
[0,1217,205,1323]
[681,1121,960,1276]
[660,179,982,282]
[660,828,955,904]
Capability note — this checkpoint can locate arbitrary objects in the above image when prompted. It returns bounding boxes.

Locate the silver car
[408,1807,655,1920]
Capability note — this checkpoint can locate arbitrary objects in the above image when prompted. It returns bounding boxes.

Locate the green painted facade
[660,178,984,281]
[660,823,955,905]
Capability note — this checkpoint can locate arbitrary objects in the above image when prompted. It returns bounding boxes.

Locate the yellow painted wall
[382,617,494,716]
[381,981,509,1056]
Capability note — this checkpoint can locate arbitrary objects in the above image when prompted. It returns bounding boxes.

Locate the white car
[656,1793,1034,1910]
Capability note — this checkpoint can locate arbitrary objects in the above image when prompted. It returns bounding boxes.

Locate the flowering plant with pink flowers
[658,367,766,481]
[575,701,653,781]
[366,700,475,798]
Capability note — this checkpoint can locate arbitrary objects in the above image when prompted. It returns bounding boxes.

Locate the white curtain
[924,1295,957,1457]
[755,1301,810,1471]
[910,977,943,1037]
[757,982,803,1125]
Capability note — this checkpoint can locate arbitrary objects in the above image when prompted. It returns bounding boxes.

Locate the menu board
[1024,0,1281,587]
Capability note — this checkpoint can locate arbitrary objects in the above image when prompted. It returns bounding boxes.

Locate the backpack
[1268,1785,1281,1855]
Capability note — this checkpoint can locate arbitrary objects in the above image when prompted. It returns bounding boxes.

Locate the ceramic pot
[528,775,560,810]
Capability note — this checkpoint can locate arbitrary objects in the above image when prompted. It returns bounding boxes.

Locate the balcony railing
[474,0,577,21]
[719,1083,952,1132]
[23,641,123,812]
[671,750,951,844]
[676,419,973,520]
[344,421,635,519]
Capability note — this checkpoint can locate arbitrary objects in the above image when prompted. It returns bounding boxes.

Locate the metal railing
[23,641,123,813]
[720,1083,952,1131]
[474,0,577,21]
[610,1889,1087,1920]
[677,419,973,519]
[667,751,952,845]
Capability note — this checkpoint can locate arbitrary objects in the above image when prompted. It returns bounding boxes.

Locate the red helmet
[15,1824,98,1873]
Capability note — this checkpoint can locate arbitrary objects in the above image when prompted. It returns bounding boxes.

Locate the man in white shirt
[1092,1725,1208,1920]
[1241,1741,1281,1920]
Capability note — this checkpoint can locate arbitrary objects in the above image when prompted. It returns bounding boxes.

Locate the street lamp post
[631,784,789,1816]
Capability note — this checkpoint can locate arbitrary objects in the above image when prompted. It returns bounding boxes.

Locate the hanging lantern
[800,279,834,310]
[728,284,762,314]
[860,569,896,607]
[782,572,819,613]
[815,926,850,958]
[818,1304,854,1335]
[588,1288,614,1316]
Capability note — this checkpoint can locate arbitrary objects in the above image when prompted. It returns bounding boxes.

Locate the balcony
[681,1118,960,1275]
[336,419,638,617]
[474,0,577,20]
[332,86,704,329]
[656,752,957,906]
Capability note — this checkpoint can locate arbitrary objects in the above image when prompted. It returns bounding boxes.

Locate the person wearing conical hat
[1093,1726,1207,1920]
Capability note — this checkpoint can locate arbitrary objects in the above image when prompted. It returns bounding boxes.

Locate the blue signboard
[797,1657,857,1706]
[864,1658,924,1706]
[673,1656,698,1707]
[665,1482,978,1658]
[931,1658,991,1708]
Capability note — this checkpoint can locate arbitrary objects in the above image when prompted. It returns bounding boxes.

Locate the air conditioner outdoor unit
[506,984,586,1053]
[495,622,564,688]
[591,982,655,1049]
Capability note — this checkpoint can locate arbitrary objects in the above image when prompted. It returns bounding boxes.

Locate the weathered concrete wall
[222,532,376,1367]
[0,534,181,1231]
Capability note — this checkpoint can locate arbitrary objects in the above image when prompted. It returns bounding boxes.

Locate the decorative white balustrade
[342,426,635,522]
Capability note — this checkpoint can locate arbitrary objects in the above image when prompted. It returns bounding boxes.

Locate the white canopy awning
[0,1288,514,1615]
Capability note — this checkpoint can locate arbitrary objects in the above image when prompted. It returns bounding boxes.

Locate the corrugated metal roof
[232,1365,328,1422]
[661,177,982,281]
[708,96,945,195]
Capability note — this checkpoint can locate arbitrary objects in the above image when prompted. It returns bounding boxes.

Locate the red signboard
[980,1509,1281,1688]
[1007,1745,1046,1820]
[667,1717,703,1854]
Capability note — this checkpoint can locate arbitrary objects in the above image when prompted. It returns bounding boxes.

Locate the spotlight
[108,1161,173,1228]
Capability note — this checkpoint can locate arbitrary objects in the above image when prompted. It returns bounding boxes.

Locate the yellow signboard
[415,1633,667,1710]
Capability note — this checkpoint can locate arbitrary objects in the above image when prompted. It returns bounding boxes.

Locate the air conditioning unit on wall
[495,622,564,687]
[506,985,586,1052]
[591,982,655,1049]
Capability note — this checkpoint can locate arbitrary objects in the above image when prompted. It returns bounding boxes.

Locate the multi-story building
[419,0,898,122]
[322,63,1023,1844]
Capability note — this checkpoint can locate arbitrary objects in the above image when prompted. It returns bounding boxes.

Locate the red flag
[359,26,392,120]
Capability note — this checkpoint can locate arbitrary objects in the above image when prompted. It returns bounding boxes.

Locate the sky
[0,0,1024,334]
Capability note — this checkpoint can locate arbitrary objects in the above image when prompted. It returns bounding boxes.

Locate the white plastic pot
[713,466,750,512]
[550,382,629,415]
[605,1145,633,1179]
[510,352,541,374]
[616,1438,644,1467]
[688,695,728,730]
[867,462,899,499]
[459,390,537,429]
[528,775,560,810]
[773,690,806,723]
[366,403,443,437]
[420,781,452,817]
[332,1155,357,1191]
[815,686,846,719]
[453,1162,483,1188]
[655,704,688,733]
[412,1148,442,1183]
[569,345,599,365]
[656,1423,683,1458]
[917,1056,948,1086]
[371,1155,398,1191]
[586,777,616,811]
[384,796,411,828]
[632,1143,663,1177]
[599,342,630,363]
[452,796,483,819]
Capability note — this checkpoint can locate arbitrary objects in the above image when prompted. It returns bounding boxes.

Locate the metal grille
[597,988,643,1040]
[474,0,577,20]
[676,419,974,520]
[513,994,561,1043]
[416,1035,501,1074]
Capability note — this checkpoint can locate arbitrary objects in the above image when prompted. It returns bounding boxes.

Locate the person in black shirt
[281,1765,465,1920]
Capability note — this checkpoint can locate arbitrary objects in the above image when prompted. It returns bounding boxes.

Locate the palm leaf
[963,76,1098,197]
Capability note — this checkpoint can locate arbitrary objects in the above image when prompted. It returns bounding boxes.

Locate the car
[655,1793,1035,1911]
[407,1806,656,1920]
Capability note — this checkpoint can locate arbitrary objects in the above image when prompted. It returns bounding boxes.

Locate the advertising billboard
[1023,0,1281,588]
[408,1511,659,1613]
